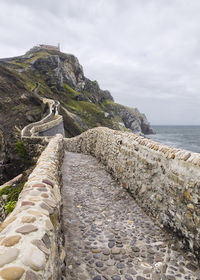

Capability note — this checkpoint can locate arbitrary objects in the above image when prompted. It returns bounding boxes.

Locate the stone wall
[0,134,65,280]
[0,81,67,279]
[21,99,55,138]
[64,127,200,259]
[21,95,64,139]
[39,44,60,52]
[39,121,65,137]
[32,116,64,137]
[0,197,5,224]
[21,90,64,166]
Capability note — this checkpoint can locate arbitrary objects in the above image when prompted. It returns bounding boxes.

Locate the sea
[147,125,200,154]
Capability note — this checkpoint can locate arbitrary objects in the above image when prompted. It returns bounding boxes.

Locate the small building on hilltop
[39,43,60,51]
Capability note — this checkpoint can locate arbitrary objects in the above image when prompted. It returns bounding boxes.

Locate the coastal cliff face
[0,64,45,183]
[0,46,154,183]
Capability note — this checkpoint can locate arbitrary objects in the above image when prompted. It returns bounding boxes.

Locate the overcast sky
[1,0,200,125]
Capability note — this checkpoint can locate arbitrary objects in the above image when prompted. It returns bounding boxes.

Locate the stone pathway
[62,152,200,280]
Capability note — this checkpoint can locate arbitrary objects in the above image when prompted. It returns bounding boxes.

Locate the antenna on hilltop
[58,43,60,51]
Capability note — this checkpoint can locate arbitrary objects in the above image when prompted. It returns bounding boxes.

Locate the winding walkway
[62,151,200,280]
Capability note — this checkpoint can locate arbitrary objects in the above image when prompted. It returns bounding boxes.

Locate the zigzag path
[62,151,200,280]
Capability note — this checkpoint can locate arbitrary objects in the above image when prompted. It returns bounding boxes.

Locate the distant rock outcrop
[104,102,154,135]
[25,47,154,135]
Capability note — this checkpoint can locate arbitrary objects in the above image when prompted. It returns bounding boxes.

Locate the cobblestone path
[62,152,200,280]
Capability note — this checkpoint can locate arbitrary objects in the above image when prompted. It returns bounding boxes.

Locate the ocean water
[147,125,200,154]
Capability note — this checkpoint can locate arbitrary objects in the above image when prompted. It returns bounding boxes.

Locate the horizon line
[151,124,200,126]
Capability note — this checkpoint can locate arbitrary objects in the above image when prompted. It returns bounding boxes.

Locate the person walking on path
[52,103,56,115]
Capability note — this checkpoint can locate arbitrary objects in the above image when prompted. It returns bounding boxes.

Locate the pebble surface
[62,152,200,280]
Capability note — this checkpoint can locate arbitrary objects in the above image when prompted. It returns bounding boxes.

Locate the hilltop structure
[39,43,60,51]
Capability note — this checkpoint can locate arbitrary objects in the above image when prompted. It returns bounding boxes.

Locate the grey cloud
[0,0,200,124]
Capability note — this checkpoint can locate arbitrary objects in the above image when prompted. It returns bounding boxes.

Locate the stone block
[0,235,21,247]
[0,267,25,280]
[0,248,19,267]
[16,225,38,234]
[184,191,192,202]
[0,216,16,232]
[23,246,46,271]
[25,270,39,280]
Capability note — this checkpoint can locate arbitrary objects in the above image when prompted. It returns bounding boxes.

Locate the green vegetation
[4,50,52,95]
[36,79,53,96]
[5,201,16,214]
[61,84,116,129]
[16,140,27,159]
[15,139,33,165]
[103,99,140,117]
[22,70,54,96]
[64,83,80,97]
[25,79,36,91]
[102,99,116,106]
[77,102,105,127]
[66,99,113,128]
[60,106,85,136]
[15,140,33,165]
[102,99,123,110]
[83,91,91,98]
[8,61,27,69]
[10,51,50,68]
[0,183,24,214]
[24,51,50,64]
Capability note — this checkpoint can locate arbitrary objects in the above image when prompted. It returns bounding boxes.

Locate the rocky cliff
[0,64,47,184]
[0,46,154,184]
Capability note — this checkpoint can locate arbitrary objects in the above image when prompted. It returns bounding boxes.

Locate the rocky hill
[0,46,154,184]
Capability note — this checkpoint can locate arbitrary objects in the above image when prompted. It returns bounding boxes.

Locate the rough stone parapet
[21,99,54,137]
[21,99,64,138]
[0,197,6,223]
[0,134,65,279]
[21,82,64,138]
[64,127,200,259]
[39,121,65,138]
[31,115,64,136]
[20,84,64,172]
